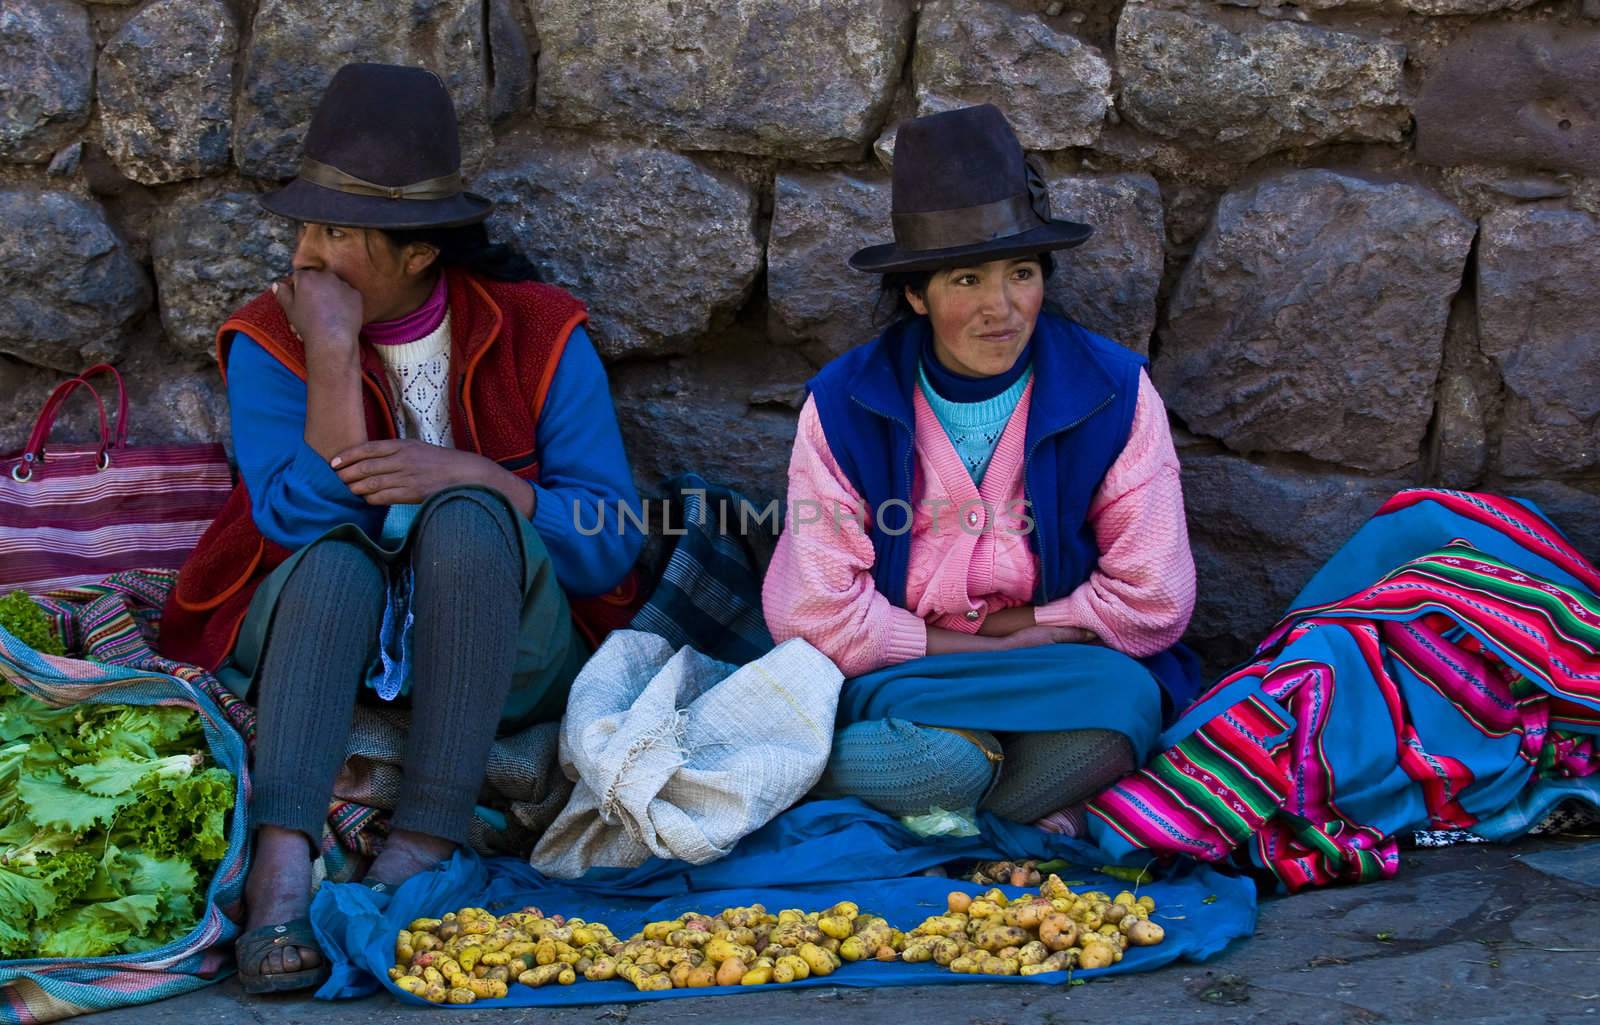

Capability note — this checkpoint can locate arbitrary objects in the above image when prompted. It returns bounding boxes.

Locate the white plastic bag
[530,630,844,878]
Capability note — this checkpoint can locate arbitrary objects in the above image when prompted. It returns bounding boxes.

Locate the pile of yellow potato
[388,901,894,1003]
[386,874,1165,1004]
[902,874,1164,976]
[388,906,612,1003]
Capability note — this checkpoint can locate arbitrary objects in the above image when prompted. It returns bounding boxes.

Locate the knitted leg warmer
[980,729,1136,824]
[819,718,1001,818]
[251,538,387,844]
[392,492,523,845]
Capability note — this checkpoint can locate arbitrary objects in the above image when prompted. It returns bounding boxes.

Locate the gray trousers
[248,493,523,847]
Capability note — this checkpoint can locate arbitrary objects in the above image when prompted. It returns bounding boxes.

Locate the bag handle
[69,363,129,449]
[13,376,111,483]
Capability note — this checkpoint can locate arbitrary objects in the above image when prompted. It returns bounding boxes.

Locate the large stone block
[1154,171,1473,473]
[767,168,891,361]
[151,192,295,362]
[0,191,150,372]
[135,369,230,447]
[1045,172,1164,352]
[0,0,91,164]
[476,133,762,360]
[1181,450,1409,671]
[235,0,489,180]
[1416,26,1600,178]
[612,348,811,507]
[1116,5,1407,161]
[1477,207,1600,478]
[913,0,1111,151]
[533,0,914,161]
[98,0,239,185]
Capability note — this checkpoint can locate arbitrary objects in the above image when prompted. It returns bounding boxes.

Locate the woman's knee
[824,719,998,817]
[283,538,385,610]
[412,491,520,575]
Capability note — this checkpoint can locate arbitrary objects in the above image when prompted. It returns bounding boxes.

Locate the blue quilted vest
[806,313,1201,711]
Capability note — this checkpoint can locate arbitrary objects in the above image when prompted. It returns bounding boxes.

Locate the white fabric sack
[530,630,844,878]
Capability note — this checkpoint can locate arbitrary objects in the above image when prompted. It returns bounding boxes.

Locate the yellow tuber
[1123,919,1165,946]
[715,957,747,987]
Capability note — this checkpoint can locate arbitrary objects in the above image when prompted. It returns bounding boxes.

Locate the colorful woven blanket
[1088,490,1600,891]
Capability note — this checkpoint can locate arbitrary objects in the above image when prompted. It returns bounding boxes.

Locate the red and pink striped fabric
[0,366,232,594]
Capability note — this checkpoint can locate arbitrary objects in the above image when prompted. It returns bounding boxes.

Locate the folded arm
[1033,371,1196,657]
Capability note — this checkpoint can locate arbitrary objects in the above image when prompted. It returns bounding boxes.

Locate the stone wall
[2,0,1597,672]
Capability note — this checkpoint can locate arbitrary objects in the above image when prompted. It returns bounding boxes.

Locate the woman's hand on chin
[273,269,363,354]
[330,439,534,516]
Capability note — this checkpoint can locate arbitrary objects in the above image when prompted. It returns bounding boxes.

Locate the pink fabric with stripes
[1,442,232,593]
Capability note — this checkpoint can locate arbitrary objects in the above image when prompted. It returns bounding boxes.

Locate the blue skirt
[837,643,1165,763]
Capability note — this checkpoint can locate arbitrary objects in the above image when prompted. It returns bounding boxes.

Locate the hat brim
[848,220,1093,274]
[259,177,494,230]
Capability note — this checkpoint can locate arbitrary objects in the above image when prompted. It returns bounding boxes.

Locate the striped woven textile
[628,474,776,665]
[0,443,231,593]
[1087,490,1600,892]
[0,575,249,1025]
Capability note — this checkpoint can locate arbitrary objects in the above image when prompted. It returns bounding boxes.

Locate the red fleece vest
[159,267,640,670]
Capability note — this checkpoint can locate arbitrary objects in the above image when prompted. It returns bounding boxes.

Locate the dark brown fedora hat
[260,63,493,230]
[849,104,1091,274]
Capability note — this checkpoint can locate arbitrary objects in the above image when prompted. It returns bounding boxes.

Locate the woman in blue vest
[762,105,1202,832]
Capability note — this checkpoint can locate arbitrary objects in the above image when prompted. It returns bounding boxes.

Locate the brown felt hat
[260,63,493,230]
[850,104,1092,274]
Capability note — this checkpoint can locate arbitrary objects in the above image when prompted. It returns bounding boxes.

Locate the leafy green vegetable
[18,778,137,833]
[0,680,234,960]
[113,768,235,862]
[39,894,164,958]
[0,592,64,657]
[69,752,201,797]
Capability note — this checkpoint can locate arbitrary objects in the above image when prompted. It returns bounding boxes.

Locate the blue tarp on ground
[310,799,1257,1007]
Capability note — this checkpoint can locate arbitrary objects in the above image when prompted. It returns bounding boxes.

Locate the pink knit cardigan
[762,369,1196,678]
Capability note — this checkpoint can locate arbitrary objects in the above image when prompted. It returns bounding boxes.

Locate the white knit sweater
[372,312,454,449]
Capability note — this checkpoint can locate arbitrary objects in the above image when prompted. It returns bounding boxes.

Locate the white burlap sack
[530,630,844,878]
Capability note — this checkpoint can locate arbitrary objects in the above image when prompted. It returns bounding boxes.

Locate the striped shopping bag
[0,364,232,593]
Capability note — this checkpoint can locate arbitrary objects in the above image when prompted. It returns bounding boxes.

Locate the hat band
[891,193,1039,253]
[299,158,464,201]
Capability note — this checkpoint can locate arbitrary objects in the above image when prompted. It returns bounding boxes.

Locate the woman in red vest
[160,64,642,993]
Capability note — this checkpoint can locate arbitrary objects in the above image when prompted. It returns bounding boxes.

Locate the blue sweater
[918,363,1033,487]
[227,324,643,597]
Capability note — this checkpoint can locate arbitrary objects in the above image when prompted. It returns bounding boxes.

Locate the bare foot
[241,826,322,978]
[365,828,457,888]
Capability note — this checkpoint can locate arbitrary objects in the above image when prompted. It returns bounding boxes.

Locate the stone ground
[87,837,1600,1025]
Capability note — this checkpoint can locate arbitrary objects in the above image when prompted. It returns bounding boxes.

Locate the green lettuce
[0,591,64,657]
[0,678,235,961]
